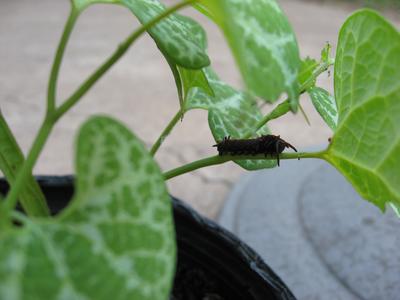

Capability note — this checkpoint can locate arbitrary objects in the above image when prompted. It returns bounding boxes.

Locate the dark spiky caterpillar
[213,135,297,166]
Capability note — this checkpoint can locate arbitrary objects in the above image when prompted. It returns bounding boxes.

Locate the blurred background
[307,0,400,10]
[0,0,399,218]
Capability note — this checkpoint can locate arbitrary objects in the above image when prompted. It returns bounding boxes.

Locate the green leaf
[326,9,400,210]
[186,68,276,170]
[390,202,400,218]
[0,116,176,299]
[178,67,214,101]
[72,0,212,113]
[308,87,338,131]
[192,2,216,21]
[198,0,301,111]
[164,55,185,112]
[161,17,214,115]
[321,42,335,65]
[0,112,49,216]
[173,66,214,118]
[298,44,334,91]
[298,57,318,88]
[71,0,210,69]
[71,0,118,11]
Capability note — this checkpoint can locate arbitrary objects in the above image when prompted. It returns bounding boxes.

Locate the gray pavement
[219,159,400,300]
[1,0,399,218]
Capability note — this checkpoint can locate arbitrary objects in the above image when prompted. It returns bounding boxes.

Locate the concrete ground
[219,159,400,300]
[0,0,398,218]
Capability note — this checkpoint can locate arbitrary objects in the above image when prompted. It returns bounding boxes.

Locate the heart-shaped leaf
[196,0,301,111]
[186,68,276,170]
[161,18,214,114]
[326,10,400,211]
[72,0,212,115]
[71,0,210,69]
[0,116,176,299]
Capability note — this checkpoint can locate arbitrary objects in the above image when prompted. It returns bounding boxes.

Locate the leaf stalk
[245,60,334,138]
[150,110,182,156]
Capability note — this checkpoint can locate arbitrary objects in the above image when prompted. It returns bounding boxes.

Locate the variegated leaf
[71,0,210,69]
[186,68,276,170]
[161,17,213,112]
[0,116,175,299]
[196,0,301,111]
[308,87,338,131]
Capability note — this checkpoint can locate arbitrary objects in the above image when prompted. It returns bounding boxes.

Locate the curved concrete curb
[218,158,400,300]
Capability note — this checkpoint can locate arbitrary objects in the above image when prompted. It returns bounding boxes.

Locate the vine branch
[150,110,182,156]
[47,8,79,115]
[164,150,327,180]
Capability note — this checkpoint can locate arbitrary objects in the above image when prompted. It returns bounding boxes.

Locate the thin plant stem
[164,151,327,180]
[1,8,80,218]
[150,110,182,156]
[47,8,79,115]
[301,61,331,92]
[54,0,196,121]
[2,7,80,218]
[244,60,333,138]
[299,103,311,126]
[243,101,291,138]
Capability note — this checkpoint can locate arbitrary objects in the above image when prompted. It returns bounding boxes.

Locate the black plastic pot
[0,176,295,300]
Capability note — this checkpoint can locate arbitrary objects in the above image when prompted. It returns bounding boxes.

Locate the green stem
[3,118,53,216]
[1,6,81,219]
[244,60,333,138]
[47,8,79,114]
[243,101,291,138]
[0,111,49,217]
[301,61,332,93]
[54,0,195,121]
[298,103,311,126]
[0,8,81,220]
[164,151,326,180]
[150,110,182,156]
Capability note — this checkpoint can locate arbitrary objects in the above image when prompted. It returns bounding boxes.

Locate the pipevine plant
[0,0,399,299]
